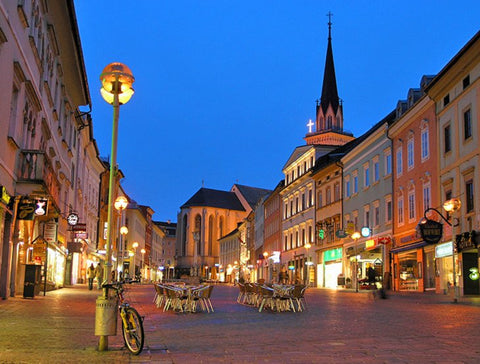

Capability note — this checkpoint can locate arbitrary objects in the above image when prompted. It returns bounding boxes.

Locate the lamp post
[114,196,128,276]
[96,63,134,352]
[351,232,361,292]
[192,231,200,276]
[140,248,146,282]
[263,251,269,282]
[420,198,461,302]
[132,241,139,278]
[304,243,311,285]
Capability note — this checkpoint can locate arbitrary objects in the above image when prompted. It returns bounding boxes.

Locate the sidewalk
[1,284,480,363]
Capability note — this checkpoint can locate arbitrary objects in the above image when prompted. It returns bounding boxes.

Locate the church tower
[305,14,354,146]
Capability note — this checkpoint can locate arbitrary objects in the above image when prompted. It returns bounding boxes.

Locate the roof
[320,23,340,115]
[232,184,272,210]
[180,188,245,211]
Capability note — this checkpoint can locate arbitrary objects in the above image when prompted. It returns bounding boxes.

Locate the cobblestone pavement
[1,284,480,363]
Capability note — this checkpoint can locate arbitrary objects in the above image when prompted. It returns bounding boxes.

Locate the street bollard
[95,295,117,351]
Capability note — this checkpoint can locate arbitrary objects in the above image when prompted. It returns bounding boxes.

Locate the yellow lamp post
[114,196,128,275]
[304,242,311,285]
[263,251,269,282]
[132,241,139,278]
[443,198,461,302]
[140,248,146,282]
[96,63,134,351]
[351,232,361,292]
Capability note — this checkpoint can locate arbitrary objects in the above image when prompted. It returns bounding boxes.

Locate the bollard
[95,295,117,351]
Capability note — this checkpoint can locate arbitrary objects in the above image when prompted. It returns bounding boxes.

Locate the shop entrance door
[462,252,479,295]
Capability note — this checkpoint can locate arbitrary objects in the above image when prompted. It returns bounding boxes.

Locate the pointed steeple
[320,13,340,115]
[305,13,353,146]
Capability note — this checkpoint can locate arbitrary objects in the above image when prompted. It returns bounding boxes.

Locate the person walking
[95,262,103,289]
[87,263,95,290]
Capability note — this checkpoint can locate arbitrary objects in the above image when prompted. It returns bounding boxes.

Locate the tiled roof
[232,184,272,210]
[181,188,245,211]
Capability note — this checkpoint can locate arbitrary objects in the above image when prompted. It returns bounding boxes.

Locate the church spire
[305,13,353,146]
[320,11,339,116]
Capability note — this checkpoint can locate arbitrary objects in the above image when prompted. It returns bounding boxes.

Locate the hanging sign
[17,199,36,220]
[44,221,58,243]
[67,213,79,226]
[0,186,11,205]
[418,219,443,244]
[34,198,48,216]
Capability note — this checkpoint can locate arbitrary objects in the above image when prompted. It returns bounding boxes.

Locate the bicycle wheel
[121,307,144,355]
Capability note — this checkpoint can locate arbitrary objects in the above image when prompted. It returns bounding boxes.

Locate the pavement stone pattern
[0,284,480,363]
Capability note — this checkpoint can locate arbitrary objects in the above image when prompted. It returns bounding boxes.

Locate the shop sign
[71,223,86,232]
[365,238,377,250]
[435,242,453,258]
[0,186,11,205]
[67,213,79,226]
[378,236,391,245]
[75,232,88,239]
[67,241,83,253]
[336,229,348,238]
[34,198,48,216]
[17,199,36,220]
[361,227,371,237]
[418,219,443,244]
[324,247,342,262]
[44,221,58,243]
[271,251,281,263]
[345,221,355,235]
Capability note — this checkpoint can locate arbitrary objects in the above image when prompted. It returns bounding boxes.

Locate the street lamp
[304,243,311,285]
[351,232,361,292]
[140,248,146,282]
[132,241,139,277]
[114,196,128,275]
[420,198,461,302]
[263,251,269,282]
[96,63,134,352]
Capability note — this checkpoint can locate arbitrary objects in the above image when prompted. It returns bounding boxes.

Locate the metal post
[98,78,120,352]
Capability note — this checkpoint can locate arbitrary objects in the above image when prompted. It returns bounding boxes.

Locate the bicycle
[102,280,144,355]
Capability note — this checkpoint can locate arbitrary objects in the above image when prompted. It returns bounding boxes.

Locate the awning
[390,241,427,253]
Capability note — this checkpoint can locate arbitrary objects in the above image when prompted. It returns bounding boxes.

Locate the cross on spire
[327,11,333,40]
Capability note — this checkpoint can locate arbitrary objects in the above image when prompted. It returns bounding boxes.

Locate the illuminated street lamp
[114,196,128,274]
[132,241,139,277]
[304,242,311,285]
[96,62,134,352]
[420,198,461,302]
[351,232,361,292]
[140,248,146,281]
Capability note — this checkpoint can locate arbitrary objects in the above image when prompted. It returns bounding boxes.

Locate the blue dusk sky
[74,1,480,222]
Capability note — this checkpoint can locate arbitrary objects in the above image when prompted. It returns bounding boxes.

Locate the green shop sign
[324,247,342,262]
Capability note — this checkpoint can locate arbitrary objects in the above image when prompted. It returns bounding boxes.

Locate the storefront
[456,231,480,296]
[435,241,455,294]
[318,247,342,289]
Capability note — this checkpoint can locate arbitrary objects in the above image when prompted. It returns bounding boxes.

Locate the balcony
[16,150,60,209]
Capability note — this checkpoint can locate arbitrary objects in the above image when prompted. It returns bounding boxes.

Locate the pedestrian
[87,263,95,290]
[95,263,103,289]
[367,264,376,288]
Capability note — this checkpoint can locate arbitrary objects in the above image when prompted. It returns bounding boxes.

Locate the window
[374,161,379,183]
[408,192,415,221]
[423,184,431,212]
[364,165,370,187]
[334,182,340,201]
[386,198,392,223]
[464,109,472,140]
[364,206,370,228]
[345,179,351,197]
[421,128,429,160]
[466,180,474,213]
[407,139,414,169]
[353,175,358,194]
[443,94,450,107]
[326,187,331,205]
[309,189,313,206]
[444,125,451,153]
[398,196,404,225]
[318,191,323,208]
[301,193,305,210]
[463,75,470,89]
[396,148,403,176]
[385,150,392,176]
[374,204,380,227]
